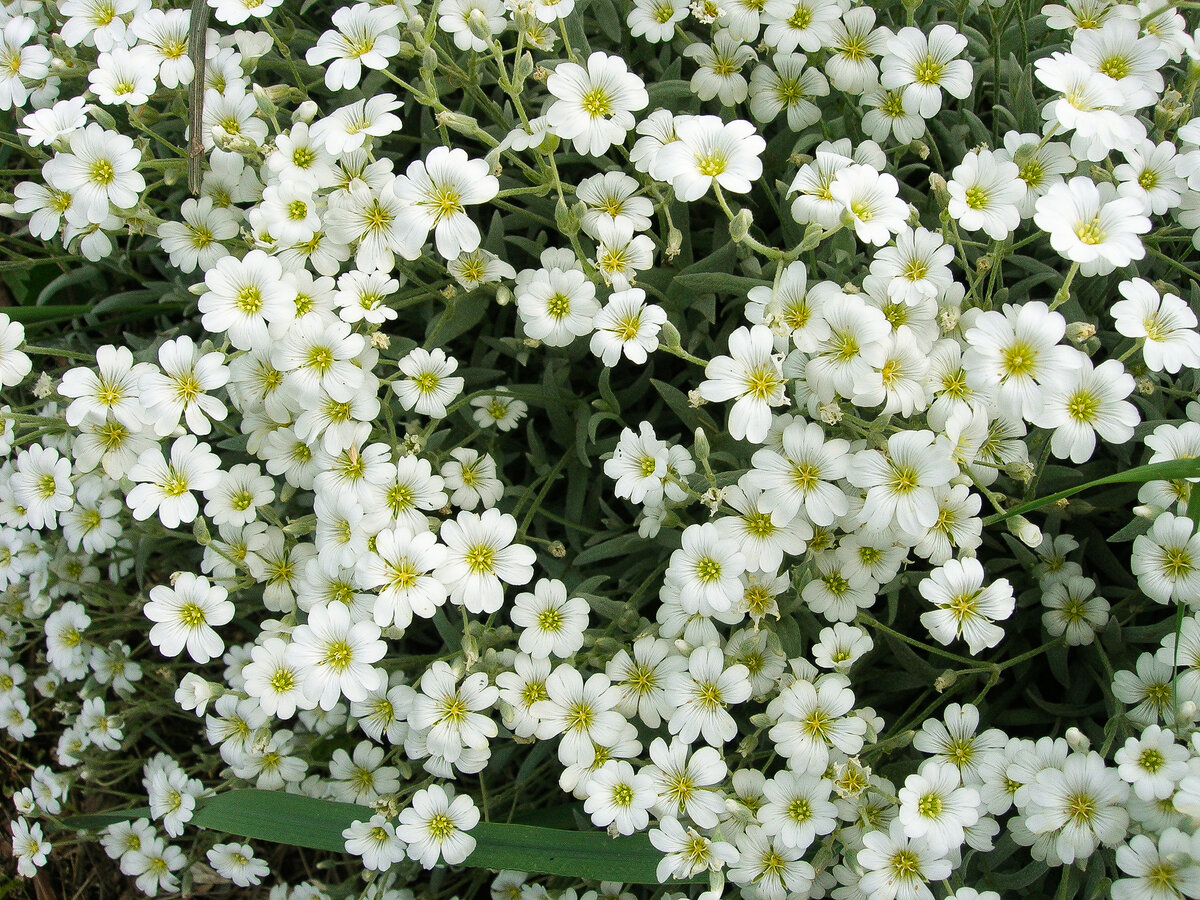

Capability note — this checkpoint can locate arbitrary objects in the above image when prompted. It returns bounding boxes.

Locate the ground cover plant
[2,0,1200,897]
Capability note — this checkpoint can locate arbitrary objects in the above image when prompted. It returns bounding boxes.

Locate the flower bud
[467,7,494,40]
[1065,726,1090,752]
[660,319,682,350]
[694,427,710,464]
[1008,515,1043,548]
[252,83,277,118]
[729,208,753,243]
[798,221,825,252]
[554,198,579,236]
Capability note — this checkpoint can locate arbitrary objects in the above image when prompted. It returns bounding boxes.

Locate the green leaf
[984,459,1200,525]
[64,790,692,884]
[574,532,647,566]
[650,378,720,435]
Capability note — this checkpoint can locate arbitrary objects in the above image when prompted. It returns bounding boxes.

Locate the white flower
[242,637,314,719]
[88,46,160,106]
[880,24,973,116]
[665,522,747,616]
[655,115,765,202]
[1042,575,1109,646]
[11,444,73,530]
[358,526,448,629]
[686,31,754,105]
[766,674,866,774]
[947,149,1023,240]
[857,820,952,900]
[1033,176,1151,276]
[962,301,1078,420]
[306,3,404,91]
[156,197,238,274]
[42,124,144,224]
[1113,829,1200,900]
[144,573,234,664]
[1024,751,1129,865]
[397,784,479,868]
[393,146,499,260]
[1113,724,1189,801]
[343,815,406,872]
[312,93,404,156]
[918,557,1015,654]
[650,816,738,882]
[759,771,837,851]
[1131,512,1200,607]
[1111,278,1200,374]
[729,826,816,900]
[206,843,268,887]
[436,509,536,614]
[0,18,50,111]
[749,52,829,130]
[511,579,589,659]
[829,163,909,247]
[583,760,656,835]
[628,0,689,42]
[198,250,295,351]
[667,645,752,746]
[761,0,843,54]
[11,818,50,878]
[546,52,648,156]
[438,0,506,52]
[203,463,274,528]
[744,420,850,526]
[126,435,222,530]
[590,288,668,366]
[516,263,599,347]
[532,665,626,766]
[897,761,981,854]
[471,391,528,431]
[288,602,386,710]
[140,336,230,437]
[1029,357,1139,464]
[441,448,504,511]
[847,430,957,535]
[699,325,788,444]
[394,348,464,418]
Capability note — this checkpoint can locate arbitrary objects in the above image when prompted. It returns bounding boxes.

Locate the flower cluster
[2,0,1200,899]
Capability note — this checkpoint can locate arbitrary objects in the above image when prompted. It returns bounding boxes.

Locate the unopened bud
[1179,700,1198,721]
[1065,726,1090,752]
[554,198,579,236]
[729,208,753,243]
[292,99,319,123]
[798,222,825,252]
[1008,515,1043,548]
[421,46,438,74]
[192,517,211,545]
[436,110,482,137]
[251,83,276,118]
[467,8,494,41]
[660,319,682,350]
[694,427,710,464]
